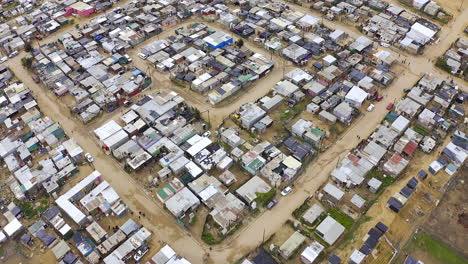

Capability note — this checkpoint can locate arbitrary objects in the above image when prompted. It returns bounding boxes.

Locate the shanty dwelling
[316,216,345,245]
[367,177,382,193]
[306,103,320,114]
[52,240,71,262]
[319,110,337,124]
[273,80,300,98]
[302,204,324,225]
[349,194,366,212]
[300,241,324,264]
[55,171,102,226]
[321,183,344,205]
[64,2,95,17]
[333,102,354,124]
[164,187,200,219]
[383,153,409,177]
[236,176,271,208]
[279,231,307,259]
[331,153,372,188]
[345,86,368,107]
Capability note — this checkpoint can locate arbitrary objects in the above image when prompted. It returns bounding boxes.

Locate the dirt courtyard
[424,167,468,258]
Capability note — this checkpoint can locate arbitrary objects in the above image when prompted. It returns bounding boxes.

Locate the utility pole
[201,109,210,126]
[262,228,266,245]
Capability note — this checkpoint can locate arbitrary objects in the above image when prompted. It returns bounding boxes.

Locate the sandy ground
[2,1,468,263]
[424,169,468,257]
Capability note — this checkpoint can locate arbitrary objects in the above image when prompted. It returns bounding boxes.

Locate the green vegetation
[280,105,305,121]
[413,125,430,137]
[411,231,467,264]
[435,57,452,74]
[201,232,217,245]
[365,169,395,188]
[328,208,355,229]
[255,189,276,207]
[329,124,343,135]
[15,199,49,219]
[24,43,33,53]
[189,215,197,226]
[4,2,19,9]
[292,200,310,219]
[235,39,244,48]
[338,215,372,249]
[313,233,330,247]
[21,57,33,69]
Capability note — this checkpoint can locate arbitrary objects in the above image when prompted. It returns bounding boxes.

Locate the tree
[75,23,80,29]
[21,57,33,69]
[235,39,244,48]
[24,42,32,52]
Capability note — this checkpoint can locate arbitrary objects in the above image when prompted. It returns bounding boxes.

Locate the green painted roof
[156,184,176,200]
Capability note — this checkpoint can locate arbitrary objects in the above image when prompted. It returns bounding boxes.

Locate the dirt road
[4,3,467,263]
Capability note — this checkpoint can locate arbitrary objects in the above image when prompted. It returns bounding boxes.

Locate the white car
[281,186,292,196]
[202,131,211,137]
[380,42,390,48]
[85,153,94,163]
[124,54,132,62]
[8,51,19,58]
[0,57,8,64]
[137,53,147,59]
[367,104,375,112]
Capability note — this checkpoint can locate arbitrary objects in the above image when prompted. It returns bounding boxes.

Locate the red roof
[403,141,417,156]
[390,153,403,163]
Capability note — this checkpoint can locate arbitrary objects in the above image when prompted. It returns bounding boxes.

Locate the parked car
[85,153,94,163]
[137,53,147,59]
[8,51,19,58]
[380,42,390,48]
[133,246,149,261]
[202,131,211,137]
[281,186,292,196]
[32,75,40,83]
[124,54,132,62]
[123,100,132,107]
[367,104,375,112]
[376,95,384,101]
[267,199,278,209]
[0,57,7,64]
[35,33,43,40]
[403,88,411,93]
[386,103,394,110]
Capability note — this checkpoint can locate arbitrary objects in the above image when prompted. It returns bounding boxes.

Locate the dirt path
[4,3,467,263]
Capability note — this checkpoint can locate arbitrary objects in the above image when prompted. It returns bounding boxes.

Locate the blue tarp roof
[407,177,419,189]
[360,244,372,255]
[387,197,403,212]
[400,187,413,198]
[368,228,383,239]
[376,222,388,233]
[328,254,342,264]
[365,236,379,249]
[418,169,428,180]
